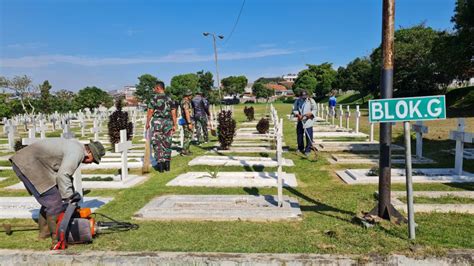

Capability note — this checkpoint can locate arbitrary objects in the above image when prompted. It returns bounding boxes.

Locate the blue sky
[0,0,456,92]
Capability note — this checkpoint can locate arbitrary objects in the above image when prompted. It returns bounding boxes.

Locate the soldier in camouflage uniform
[180,90,194,156]
[191,89,210,144]
[146,81,177,172]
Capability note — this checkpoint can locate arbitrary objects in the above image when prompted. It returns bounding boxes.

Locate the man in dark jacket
[191,89,210,144]
[9,139,105,241]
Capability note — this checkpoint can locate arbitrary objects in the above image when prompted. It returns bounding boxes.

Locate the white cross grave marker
[277,118,284,207]
[61,123,75,139]
[115,129,133,181]
[339,105,344,128]
[449,118,473,175]
[37,120,48,139]
[5,121,16,151]
[355,105,361,133]
[411,121,428,159]
[90,119,100,141]
[345,105,351,129]
[22,128,38,145]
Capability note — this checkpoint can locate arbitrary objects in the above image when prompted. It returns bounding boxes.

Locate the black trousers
[296,121,313,153]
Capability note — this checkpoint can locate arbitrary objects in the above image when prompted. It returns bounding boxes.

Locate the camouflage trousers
[182,125,193,153]
[194,116,208,143]
[150,118,173,162]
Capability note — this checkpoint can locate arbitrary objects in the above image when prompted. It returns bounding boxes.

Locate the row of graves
[293,103,474,214]
[134,104,302,221]
[0,106,188,219]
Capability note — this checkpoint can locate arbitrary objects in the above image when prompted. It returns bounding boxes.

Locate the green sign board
[369,95,446,123]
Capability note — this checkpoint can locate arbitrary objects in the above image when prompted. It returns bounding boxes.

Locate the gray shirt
[10,138,85,199]
[292,97,317,128]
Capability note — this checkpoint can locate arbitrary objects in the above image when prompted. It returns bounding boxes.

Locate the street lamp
[203,32,224,105]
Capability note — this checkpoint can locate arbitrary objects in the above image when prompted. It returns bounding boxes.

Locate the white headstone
[355,105,361,133]
[61,123,75,139]
[450,118,473,175]
[115,129,133,181]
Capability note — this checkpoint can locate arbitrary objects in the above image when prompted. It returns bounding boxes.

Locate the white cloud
[5,42,47,49]
[1,48,297,68]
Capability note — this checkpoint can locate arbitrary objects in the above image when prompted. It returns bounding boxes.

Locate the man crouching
[9,138,105,242]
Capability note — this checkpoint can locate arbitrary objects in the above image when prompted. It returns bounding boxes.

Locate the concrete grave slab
[447,148,474,160]
[133,195,302,221]
[0,196,113,219]
[313,125,351,132]
[0,166,12,171]
[313,131,368,139]
[188,155,294,167]
[211,146,288,154]
[314,142,404,152]
[328,153,435,165]
[337,168,474,184]
[389,191,474,214]
[166,172,297,187]
[82,161,142,170]
[6,174,148,190]
[0,177,6,182]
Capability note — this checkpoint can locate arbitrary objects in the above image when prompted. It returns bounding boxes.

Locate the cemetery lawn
[0,103,473,255]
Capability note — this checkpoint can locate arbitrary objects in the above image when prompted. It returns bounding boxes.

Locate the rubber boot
[164,161,170,172]
[46,215,59,246]
[38,208,50,239]
[157,162,165,173]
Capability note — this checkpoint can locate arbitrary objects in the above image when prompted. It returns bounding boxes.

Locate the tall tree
[451,0,474,79]
[135,74,159,105]
[221,75,248,96]
[293,63,337,97]
[252,82,273,100]
[196,70,214,96]
[168,73,199,100]
[39,80,52,114]
[73,86,113,110]
[341,57,374,103]
[370,25,445,97]
[0,75,37,115]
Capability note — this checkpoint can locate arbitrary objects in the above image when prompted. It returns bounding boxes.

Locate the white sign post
[355,106,361,133]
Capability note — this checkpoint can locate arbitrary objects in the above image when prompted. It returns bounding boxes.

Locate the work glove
[68,192,82,203]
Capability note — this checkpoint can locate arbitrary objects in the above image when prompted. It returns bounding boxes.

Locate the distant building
[264,83,290,96]
[110,86,138,106]
[282,74,298,82]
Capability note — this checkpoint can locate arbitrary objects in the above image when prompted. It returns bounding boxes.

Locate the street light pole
[203,32,224,108]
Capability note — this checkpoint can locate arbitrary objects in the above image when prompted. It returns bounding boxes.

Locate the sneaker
[304,152,312,157]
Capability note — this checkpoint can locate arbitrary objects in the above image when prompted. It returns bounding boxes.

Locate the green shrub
[256,118,270,134]
[217,110,236,150]
[243,106,255,121]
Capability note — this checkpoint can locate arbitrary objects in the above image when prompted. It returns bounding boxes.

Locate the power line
[224,0,246,45]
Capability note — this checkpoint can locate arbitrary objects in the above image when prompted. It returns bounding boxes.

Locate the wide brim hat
[88,140,106,164]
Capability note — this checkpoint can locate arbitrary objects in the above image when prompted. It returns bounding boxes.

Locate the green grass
[0,103,472,255]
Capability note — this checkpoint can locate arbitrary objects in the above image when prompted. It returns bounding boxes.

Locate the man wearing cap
[9,139,105,242]
[292,90,317,156]
[191,88,210,144]
[180,90,194,155]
